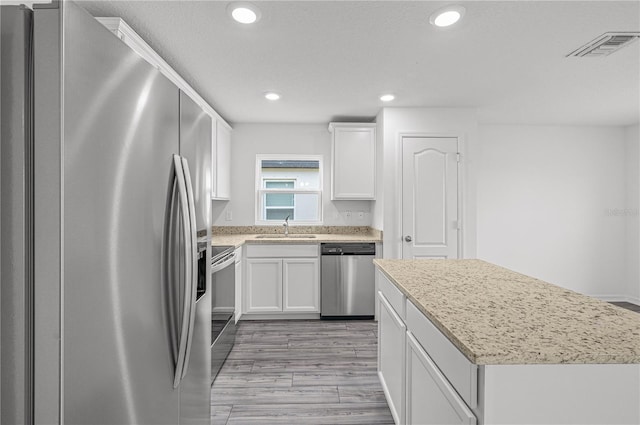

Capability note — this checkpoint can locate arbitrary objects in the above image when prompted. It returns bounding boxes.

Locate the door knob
[404,236,412,242]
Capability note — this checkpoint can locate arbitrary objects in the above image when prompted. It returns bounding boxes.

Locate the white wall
[376,108,479,259]
[477,125,628,298]
[625,124,640,303]
[212,123,373,226]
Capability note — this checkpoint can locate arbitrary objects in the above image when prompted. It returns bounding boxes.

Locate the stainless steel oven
[210,246,236,383]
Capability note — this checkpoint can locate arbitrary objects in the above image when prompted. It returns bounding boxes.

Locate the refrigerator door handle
[172,154,193,389]
[180,156,198,379]
[166,169,179,362]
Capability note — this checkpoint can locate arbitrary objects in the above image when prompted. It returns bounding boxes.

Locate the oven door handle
[211,253,236,274]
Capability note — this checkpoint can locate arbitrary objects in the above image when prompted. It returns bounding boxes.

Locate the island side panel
[481,363,640,424]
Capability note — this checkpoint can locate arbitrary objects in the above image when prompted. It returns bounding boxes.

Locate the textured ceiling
[78,1,640,126]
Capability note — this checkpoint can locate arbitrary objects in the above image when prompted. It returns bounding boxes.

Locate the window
[265,180,295,220]
[256,155,322,224]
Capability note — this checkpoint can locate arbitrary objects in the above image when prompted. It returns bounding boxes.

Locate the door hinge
[456,153,461,162]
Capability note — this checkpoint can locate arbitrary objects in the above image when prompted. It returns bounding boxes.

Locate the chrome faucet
[283,215,290,236]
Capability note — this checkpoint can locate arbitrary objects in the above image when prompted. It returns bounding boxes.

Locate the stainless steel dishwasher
[321,243,376,319]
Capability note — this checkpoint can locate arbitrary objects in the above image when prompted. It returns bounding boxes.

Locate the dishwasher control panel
[321,243,375,256]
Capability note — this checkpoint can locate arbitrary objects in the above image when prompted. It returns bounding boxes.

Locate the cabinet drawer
[406,332,476,425]
[245,244,318,258]
[406,300,477,408]
[377,270,405,320]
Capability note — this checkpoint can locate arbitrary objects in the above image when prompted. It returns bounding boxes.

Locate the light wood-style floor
[211,320,393,425]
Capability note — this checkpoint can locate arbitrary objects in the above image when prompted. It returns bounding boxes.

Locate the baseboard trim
[592,294,640,306]
[240,313,321,320]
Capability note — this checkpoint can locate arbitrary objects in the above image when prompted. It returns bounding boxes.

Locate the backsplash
[212,225,381,238]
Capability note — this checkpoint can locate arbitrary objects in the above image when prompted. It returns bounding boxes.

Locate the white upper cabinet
[212,119,231,200]
[97,18,230,136]
[329,122,376,200]
[96,18,233,202]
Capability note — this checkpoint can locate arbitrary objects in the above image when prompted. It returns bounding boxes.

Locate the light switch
[225,210,233,221]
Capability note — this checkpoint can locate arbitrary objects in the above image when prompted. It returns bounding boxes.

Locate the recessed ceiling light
[228,2,261,24]
[430,6,465,28]
[380,94,395,102]
[265,92,280,101]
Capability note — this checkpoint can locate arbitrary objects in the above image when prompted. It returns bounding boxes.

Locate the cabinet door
[214,121,231,200]
[282,258,319,312]
[211,119,218,198]
[332,125,375,200]
[234,250,242,323]
[406,332,476,425]
[245,259,282,312]
[378,291,406,425]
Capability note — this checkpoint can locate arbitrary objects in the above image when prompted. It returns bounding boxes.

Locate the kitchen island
[374,259,640,425]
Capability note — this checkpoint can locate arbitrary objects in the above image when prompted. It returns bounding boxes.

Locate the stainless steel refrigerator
[1,2,211,424]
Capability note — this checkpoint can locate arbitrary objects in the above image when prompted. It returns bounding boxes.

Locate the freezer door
[178,91,212,424]
[1,6,34,424]
[61,2,181,424]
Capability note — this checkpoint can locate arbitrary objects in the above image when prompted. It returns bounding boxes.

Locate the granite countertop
[212,226,381,248]
[374,259,640,365]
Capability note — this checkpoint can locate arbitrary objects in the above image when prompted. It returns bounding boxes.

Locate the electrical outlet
[345,211,352,218]
[357,211,364,219]
[225,210,233,221]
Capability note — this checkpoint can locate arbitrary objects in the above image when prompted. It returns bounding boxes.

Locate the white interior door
[402,137,459,259]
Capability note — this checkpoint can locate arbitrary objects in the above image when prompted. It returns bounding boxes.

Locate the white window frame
[255,154,323,225]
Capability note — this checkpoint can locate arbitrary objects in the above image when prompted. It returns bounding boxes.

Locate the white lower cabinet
[377,291,406,425]
[282,258,319,312]
[246,259,282,312]
[244,245,320,315]
[406,332,476,425]
[234,247,243,323]
[377,269,476,425]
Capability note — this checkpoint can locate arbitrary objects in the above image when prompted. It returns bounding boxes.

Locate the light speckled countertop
[212,233,381,247]
[374,259,640,365]
[212,226,381,248]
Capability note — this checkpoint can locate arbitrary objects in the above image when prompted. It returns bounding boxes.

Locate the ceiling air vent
[567,32,640,57]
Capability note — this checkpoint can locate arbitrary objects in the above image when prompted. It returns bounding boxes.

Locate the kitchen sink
[255,234,316,239]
